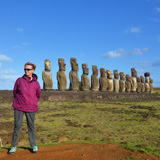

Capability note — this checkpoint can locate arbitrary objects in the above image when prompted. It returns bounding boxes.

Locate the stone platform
[0,90,160,103]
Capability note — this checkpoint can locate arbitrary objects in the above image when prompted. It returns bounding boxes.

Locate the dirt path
[0,143,159,160]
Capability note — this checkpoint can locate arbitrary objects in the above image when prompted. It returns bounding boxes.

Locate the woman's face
[24,65,34,77]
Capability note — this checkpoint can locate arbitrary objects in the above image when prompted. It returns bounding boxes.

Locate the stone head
[58,58,66,71]
[120,72,125,80]
[126,74,131,81]
[137,76,141,82]
[82,63,89,75]
[70,57,78,72]
[114,70,119,79]
[107,70,113,79]
[131,68,137,77]
[144,72,150,77]
[45,59,51,71]
[140,76,144,83]
[149,78,153,83]
[100,68,106,77]
[92,65,98,75]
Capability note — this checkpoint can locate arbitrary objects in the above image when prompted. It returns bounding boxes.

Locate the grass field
[0,99,160,157]
[153,87,160,94]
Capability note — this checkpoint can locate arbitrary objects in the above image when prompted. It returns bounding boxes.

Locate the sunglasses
[24,68,33,71]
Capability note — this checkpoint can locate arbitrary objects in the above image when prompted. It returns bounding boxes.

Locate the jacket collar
[23,74,38,82]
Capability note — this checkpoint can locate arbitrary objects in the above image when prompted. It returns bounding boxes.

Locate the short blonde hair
[25,62,36,70]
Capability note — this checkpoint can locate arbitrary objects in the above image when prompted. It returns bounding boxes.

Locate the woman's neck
[26,74,33,81]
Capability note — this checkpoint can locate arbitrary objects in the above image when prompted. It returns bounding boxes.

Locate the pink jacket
[12,74,41,112]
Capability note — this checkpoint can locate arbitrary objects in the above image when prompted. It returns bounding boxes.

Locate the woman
[8,62,41,154]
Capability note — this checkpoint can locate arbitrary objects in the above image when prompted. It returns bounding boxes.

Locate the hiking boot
[8,146,17,154]
[33,146,39,153]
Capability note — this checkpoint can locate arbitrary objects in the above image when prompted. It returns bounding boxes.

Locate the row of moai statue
[42,58,153,93]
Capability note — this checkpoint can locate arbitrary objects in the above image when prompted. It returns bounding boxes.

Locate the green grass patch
[153,87,160,94]
[1,100,160,157]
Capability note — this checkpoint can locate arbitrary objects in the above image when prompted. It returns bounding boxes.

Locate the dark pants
[11,109,36,147]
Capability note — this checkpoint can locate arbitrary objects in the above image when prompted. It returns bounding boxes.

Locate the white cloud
[156,7,160,12]
[131,48,149,55]
[0,69,19,82]
[16,28,24,32]
[22,42,29,45]
[131,27,141,33]
[80,54,87,57]
[137,69,145,77]
[132,61,152,68]
[125,27,141,33]
[158,35,160,43]
[0,74,18,82]
[152,18,160,22]
[152,61,160,67]
[102,48,149,59]
[102,48,126,58]
[0,69,16,75]
[12,45,20,49]
[0,63,1,67]
[0,54,12,61]
[12,42,29,49]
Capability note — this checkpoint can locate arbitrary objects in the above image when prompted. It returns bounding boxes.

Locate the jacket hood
[23,73,38,82]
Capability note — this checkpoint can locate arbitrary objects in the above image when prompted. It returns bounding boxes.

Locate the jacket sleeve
[36,83,41,100]
[13,79,19,98]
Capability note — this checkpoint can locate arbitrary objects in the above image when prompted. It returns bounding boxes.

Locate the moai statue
[144,72,150,93]
[113,70,119,92]
[99,68,107,91]
[69,58,79,91]
[91,65,99,91]
[57,58,67,90]
[42,59,53,90]
[131,68,137,92]
[119,72,125,92]
[140,76,145,92]
[125,74,131,92]
[81,63,90,91]
[106,70,113,92]
[149,78,154,93]
[137,76,141,93]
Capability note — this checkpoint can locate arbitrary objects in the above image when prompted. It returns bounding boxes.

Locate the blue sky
[0,0,160,90]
